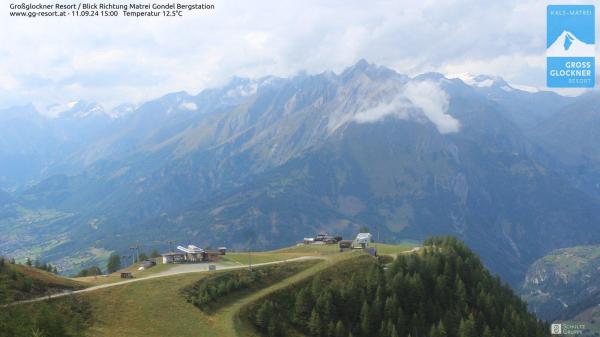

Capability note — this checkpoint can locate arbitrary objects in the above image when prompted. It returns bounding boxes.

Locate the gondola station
[161,244,226,264]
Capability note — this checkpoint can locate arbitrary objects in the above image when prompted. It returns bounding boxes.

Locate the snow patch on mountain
[179,102,197,111]
[217,76,283,106]
[449,73,509,88]
[44,101,79,117]
[70,102,104,118]
[511,84,539,93]
[108,103,136,119]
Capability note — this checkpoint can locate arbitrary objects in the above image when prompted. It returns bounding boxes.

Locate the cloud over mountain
[0,0,567,109]
[353,81,460,134]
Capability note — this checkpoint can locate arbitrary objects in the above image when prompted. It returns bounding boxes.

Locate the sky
[0,0,598,112]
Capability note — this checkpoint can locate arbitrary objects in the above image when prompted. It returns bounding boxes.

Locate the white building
[161,251,185,264]
[355,233,372,247]
[303,237,315,244]
[176,245,204,262]
[162,244,205,263]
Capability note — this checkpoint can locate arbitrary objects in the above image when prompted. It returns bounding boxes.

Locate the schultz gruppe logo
[547,5,595,88]
[551,322,586,335]
[551,323,562,335]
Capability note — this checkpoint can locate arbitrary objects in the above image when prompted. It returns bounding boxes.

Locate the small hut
[339,240,353,251]
[202,251,221,262]
[120,272,133,279]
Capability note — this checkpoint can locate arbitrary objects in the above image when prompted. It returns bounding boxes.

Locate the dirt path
[6,256,320,307]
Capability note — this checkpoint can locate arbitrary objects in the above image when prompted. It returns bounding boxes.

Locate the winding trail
[6,256,320,307]
[6,246,421,337]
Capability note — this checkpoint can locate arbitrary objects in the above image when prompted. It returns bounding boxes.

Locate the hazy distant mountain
[2,61,600,284]
[462,75,573,130]
[0,101,115,190]
[530,92,600,197]
[0,189,12,206]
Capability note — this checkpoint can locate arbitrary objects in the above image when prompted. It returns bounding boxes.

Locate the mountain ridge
[1,60,599,287]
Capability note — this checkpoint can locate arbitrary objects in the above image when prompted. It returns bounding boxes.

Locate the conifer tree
[390,325,399,337]
[334,320,345,337]
[256,300,274,330]
[308,308,322,337]
[268,316,282,337]
[482,325,493,337]
[360,301,370,337]
[106,253,121,273]
[458,317,476,337]
[294,288,312,326]
[437,321,447,337]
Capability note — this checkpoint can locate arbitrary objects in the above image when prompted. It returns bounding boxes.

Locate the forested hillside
[243,237,549,337]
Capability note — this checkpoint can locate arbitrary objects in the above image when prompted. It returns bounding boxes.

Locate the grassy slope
[75,262,177,286]
[223,244,342,265]
[76,243,413,337]
[11,264,85,289]
[76,242,418,286]
[222,241,417,265]
[539,245,600,274]
[369,242,418,255]
[2,263,86,303]
[82,259,326,337]
[82,272,216,337]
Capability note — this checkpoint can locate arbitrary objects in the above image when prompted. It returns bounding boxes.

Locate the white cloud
[353,81,460,134]
[353,95,411,123]
[404,81,459,134]
[511,84,539,93]
[179,102,198,111]
[0,0,595,109]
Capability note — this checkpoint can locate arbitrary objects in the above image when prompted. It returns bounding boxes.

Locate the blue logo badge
[547,5,595,88]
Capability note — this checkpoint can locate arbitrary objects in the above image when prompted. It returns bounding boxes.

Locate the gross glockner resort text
[549,69,593,76]
[9,3,215,11]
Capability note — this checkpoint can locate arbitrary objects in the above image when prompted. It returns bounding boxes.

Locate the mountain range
[1,60,599,286]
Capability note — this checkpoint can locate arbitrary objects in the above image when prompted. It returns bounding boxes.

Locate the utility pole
[165,240,174,252]
[129,243,143,263]
[128,247,137,263]
[245,228,255,272]
[136,242,145,261]
[248,247,252,271]
[248,249,252,271]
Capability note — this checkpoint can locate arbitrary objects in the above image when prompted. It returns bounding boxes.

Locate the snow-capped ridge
[43,100,106,119]
[448,73,509,88]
